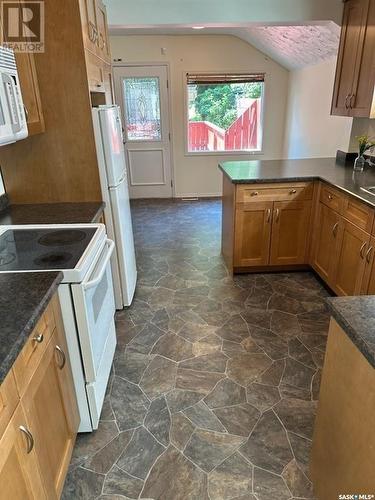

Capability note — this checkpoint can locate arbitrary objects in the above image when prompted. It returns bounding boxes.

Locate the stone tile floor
[62,199,331,500]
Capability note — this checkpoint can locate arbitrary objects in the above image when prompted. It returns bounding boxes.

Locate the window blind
[186,73,265,85]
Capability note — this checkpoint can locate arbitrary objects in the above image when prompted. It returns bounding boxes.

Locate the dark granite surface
[219,157,375,208]
[327,296,375,369]
[0,201,105,225]
[0,272,62,384]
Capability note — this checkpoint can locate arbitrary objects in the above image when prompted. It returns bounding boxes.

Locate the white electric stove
[0,224,116,432]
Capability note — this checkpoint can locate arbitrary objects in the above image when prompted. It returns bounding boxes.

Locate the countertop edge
[0,272,63,383]
[218,164,375,209]
[326,297,375,369]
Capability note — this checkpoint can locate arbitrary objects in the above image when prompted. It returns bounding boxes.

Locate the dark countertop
[219,157,375,208]
[0,201,105,225]
[0,272,63,384]
[327,296,375,369]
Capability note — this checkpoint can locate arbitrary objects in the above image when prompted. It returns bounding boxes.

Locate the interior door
[113,65,172,198]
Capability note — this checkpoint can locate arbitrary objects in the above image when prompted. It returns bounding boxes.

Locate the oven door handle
[83,239,115,291]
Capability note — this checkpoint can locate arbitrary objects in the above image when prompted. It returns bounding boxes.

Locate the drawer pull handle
[266,208,271,223]
[33,333,44,344]
[251,191,258,196]
[332,222,339,236]
[366,246,373,263]
[55,345,66,370]
[349,93,355,109]
[328,194,333,200]
[289,189,297,194]
[19,426,34,454]
[360,242,367,259]
[275,208,280,223]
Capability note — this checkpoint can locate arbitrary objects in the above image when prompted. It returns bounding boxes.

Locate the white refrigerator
[92,105,137,309]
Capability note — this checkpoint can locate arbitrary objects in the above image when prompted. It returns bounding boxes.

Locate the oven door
[71,238,116,383]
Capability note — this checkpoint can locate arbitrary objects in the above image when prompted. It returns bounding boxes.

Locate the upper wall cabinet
[15,53,45,136]
[331,0,375,118]
[80,0,111,64]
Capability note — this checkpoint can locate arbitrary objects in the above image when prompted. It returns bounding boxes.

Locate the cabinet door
[311,203,342,286]
[103,62,114,104]
[332,219,370,296]
[360,236,375,293]
[350,0,375,117]
[331,0,370,116]
[0,404,46,499]
[15,53,45,136]
[234,202,272,267]
[80,0,99,54]
[96,0,111,63]
[21,325,79,499]
[270,201,311,266]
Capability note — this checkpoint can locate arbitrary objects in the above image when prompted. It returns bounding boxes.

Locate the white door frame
[112,61,175,198]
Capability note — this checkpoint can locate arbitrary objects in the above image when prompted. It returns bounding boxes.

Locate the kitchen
[0,0,374,499]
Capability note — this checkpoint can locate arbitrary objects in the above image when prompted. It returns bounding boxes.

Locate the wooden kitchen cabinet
[332,0,375,118]
[270,201,311,266]
[21,307,79,499]
[311,203,343,287]
[0,404,46,499]
[15,53,45,136]
[360,236,375,293]
[234,202,272,267]
[332,219,370,296]
[0,294,79,499]
[96,0,111,63]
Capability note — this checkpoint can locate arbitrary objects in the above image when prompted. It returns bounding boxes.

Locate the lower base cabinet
[0,404,46,499]
[234,199,311,268]
[234,202,272,267]
[270,200,311,265]
[0,294,79,499]
[332,219,370,296]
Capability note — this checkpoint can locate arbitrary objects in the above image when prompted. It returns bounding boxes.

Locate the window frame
[184,71,266,157]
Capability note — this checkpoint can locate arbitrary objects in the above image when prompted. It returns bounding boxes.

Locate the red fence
[188,99,259,152]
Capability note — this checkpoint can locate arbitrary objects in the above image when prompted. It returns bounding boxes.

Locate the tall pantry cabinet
[0,0,113,204]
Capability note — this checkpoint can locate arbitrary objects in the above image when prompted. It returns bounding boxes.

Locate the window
[123,77,161,141]
[186,73,264,153]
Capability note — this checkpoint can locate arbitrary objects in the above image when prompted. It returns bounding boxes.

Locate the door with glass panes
[113,65,172,198]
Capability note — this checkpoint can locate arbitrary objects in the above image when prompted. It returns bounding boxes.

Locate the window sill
[184,150,264,157]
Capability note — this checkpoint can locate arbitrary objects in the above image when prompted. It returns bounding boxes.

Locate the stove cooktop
[0,227,97,271]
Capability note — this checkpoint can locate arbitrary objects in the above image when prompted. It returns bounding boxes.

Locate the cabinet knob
[332,222,339,236]
[55,345,66,370]
[266,208,271,223]
[19,426,34,454]
[33,333,44,344]
[349,93,355,109]
[345,94,350,109]
[328,194,333,200]
[275,208,280,223]
[251,191,258,196]
[289,189,297,195]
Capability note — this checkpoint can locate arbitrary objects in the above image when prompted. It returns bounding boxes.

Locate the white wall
[283,59,353,159]
[110,34,289,197]
[105,0,343,27]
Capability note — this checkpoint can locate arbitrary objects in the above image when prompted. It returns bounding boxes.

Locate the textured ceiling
[109,22,341,71]
[235,23,340,69]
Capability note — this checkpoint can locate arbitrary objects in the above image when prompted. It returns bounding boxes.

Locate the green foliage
[191,82,262,129]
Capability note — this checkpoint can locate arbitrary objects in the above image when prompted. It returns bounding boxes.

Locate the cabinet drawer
[236,183,313,203]
[319,184,345,213]
[343,196,374,232]
[13,303,56,395]
[0,370,19,438]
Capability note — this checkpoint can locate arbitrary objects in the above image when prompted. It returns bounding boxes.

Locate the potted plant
[354,135,375,171]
